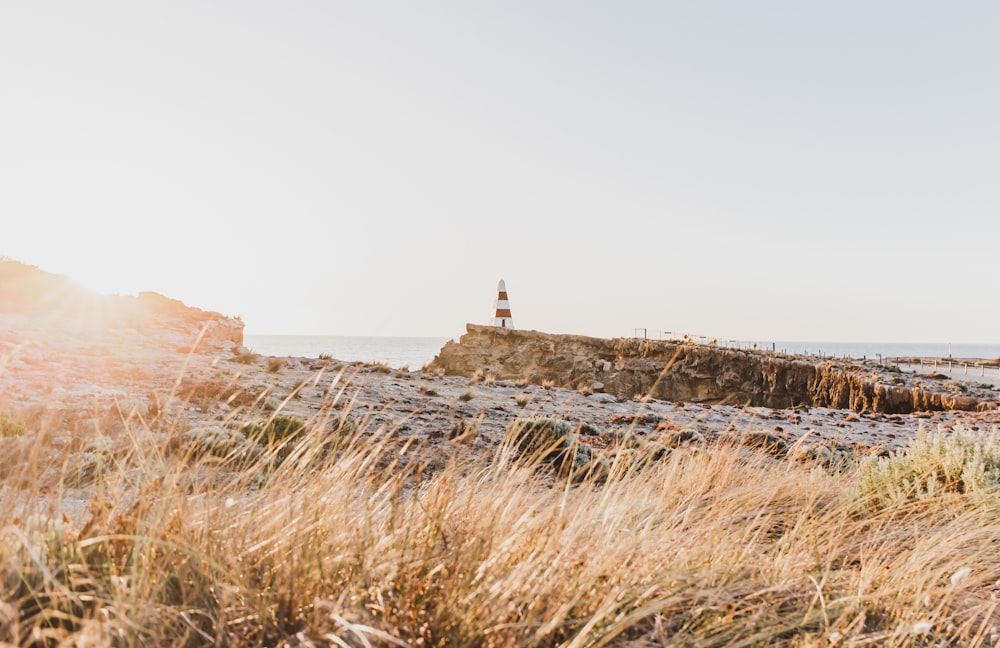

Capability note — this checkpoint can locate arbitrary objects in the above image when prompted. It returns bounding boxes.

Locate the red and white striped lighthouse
[491,279,514,329]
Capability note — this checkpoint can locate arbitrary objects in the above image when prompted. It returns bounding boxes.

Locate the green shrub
[506,417,575,452]
[504,417,594,478]
[243,415,307,446]
[859,426,1000,508]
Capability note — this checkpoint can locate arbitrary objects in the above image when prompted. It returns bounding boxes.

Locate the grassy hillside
[2,384,999,647]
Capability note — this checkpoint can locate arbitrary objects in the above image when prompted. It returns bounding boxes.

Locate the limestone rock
[427,324,988,415]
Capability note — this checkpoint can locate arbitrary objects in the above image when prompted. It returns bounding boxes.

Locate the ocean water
[246,334,1000,369]
[245,335,455,369]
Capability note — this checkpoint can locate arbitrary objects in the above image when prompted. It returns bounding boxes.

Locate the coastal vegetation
[3,258,1000,645]
[2,389,1000,646]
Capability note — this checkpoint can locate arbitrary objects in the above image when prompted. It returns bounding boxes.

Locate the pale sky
[2,2,998,342]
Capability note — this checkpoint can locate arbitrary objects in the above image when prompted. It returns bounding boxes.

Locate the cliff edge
[0,258,243,348]
[430,324,994,414]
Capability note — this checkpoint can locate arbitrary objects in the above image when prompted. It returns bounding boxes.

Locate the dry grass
[2,377,1000,646]
[231,348,258,365]
[365,361,392,374]
[0,412,26,437]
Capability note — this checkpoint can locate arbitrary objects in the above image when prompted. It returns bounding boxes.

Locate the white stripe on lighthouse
[490,279,514,329]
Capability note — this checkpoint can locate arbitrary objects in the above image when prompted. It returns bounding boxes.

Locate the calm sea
[245,335,455,369]
[245,335,1000,369]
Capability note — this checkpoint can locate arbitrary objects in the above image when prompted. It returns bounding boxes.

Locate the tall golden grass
[2,375,1000,646]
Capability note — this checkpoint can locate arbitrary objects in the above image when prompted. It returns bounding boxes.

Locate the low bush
[506,417,575,451]
[243,415,307,446]
[859,426,1000,508]
[504,417,595,478]
[177,378,259,407]
[179,426,254,461]
[611,412,663,425]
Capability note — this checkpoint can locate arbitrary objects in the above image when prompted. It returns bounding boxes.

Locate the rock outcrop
[0,259,244,348]
[132,291,244,347]
[430,324,993,414]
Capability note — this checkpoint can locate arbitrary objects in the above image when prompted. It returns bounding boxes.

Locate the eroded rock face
[429,324,991,414]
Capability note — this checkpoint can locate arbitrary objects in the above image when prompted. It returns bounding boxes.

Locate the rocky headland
[5,262,1000,645]
[2,261,1000,512]
[430,324,998,414]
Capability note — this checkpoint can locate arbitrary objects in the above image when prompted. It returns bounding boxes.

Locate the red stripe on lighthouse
[490,279,515,329]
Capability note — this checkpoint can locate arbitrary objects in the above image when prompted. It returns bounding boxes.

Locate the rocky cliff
[0,258,244,348]
[430,324,993,414]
